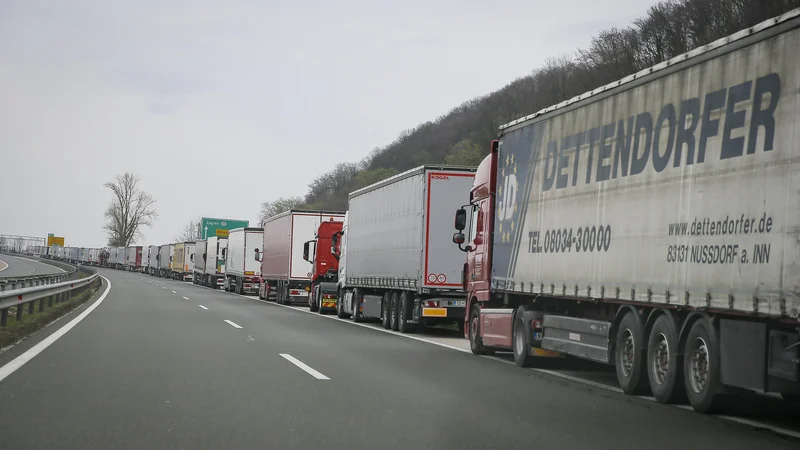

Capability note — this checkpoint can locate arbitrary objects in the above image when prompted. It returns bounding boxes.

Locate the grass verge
[0,277,103,349]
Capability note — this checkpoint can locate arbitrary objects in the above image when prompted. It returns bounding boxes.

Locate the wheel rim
[399,302,405,325]
[391,301,396,323]
[620,329,635,378]
[689,337,709,394]
[514,321,524,355]
[651,332,670,385]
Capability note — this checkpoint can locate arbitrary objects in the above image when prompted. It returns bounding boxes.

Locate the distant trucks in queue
[450,11,800,413]
[223,228,263,295]
[148,245,160,275]
[303,219,343,313]
[258,210,345,305]
[172,242,195,281]
[125,246,143,272]
[334,165,476,333]
[201,236,227,288]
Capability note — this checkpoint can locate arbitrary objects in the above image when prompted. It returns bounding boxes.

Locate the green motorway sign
[200,217,249,240]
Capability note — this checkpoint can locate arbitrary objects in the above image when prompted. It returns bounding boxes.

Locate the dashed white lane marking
[172,291,177,294]
[198,305,209,310]
[184,278,800,440]
[224,320,242,329]
[280,354,330,380]
[182,296,190,300]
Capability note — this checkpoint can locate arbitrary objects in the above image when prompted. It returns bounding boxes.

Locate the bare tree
[259,196,304,225]
[174,217,202,242]
[103,173,158,246]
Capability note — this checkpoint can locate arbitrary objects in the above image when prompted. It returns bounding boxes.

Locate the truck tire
[614,311,649,395]
[646,314,685,404]
[381,292,393,329]
[513,308,535,367]
[337,290,349,318]
[390,293,400,331]
[352,288,363,323]
[469,303,494,356]
[310,285,319,312]
[683,317,723,413]
[237,278,244,295]
[258,284,266,300]
[398,292,413,334]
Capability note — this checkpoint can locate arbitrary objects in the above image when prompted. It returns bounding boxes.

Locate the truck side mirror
[302,241,312,263]
[222,248,227,258]
[454,208,467,231]
[190,253,194,262]
[453,232,466,245]
[254,248,261,261]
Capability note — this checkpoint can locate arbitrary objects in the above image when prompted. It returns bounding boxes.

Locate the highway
[0,253,66,278]
[0,268,797,450]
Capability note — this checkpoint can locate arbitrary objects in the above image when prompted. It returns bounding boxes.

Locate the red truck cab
[303,219,343,313]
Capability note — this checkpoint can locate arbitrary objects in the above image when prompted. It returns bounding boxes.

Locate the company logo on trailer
[431,175,450,180]
[496,154,518,243]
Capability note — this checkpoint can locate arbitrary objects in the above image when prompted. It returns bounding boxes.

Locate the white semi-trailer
[451,9,800,413]
[335,165,476,332]
[224,228,263,295]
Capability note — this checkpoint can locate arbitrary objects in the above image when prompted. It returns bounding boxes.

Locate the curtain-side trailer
[452,10,800,413]
[335,166,476,332]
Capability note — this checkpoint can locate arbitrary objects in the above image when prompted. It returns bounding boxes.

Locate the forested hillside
[260,0,799,223]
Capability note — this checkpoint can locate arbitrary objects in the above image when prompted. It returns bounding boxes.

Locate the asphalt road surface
[0,254,65,278]
[0,268,797,449]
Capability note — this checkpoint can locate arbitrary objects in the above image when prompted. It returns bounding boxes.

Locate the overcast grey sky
[1,0,658,248]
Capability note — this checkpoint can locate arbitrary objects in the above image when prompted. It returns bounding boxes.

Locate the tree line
[259,0,799,221]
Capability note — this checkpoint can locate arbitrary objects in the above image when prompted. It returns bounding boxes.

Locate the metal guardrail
[0,262,100,328]
[0,257,79,291]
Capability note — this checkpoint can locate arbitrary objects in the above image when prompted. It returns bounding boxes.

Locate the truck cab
[304,218,343,313]
[453,141,498,338]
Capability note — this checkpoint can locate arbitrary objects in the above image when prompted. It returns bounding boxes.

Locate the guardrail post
[48,294,53,307]
[0,309,7,327]
[39,297,45,312]
[16,305,23,321]
[28,301,34,315]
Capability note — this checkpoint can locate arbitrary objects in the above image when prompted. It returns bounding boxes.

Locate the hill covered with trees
[260,0,799,224]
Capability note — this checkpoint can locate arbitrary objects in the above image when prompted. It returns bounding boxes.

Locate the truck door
[467,198,491,297]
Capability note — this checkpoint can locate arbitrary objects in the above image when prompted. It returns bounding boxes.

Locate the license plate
[422,308,447,317]
[447,300,466,307]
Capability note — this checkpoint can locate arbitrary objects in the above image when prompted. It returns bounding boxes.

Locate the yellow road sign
[47,236,65,247]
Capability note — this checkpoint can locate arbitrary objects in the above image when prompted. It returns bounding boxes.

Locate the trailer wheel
[237,278,244,295]
[614,311,649,395]
[513,308,535,367]
[352,288,363,323]
[390,293,400,331]
[683,317,723,413]
[336,290,349,319]
[398,292,413,334]
[646,314,685,403]
[381,292,393,329]
[469,304,494,356]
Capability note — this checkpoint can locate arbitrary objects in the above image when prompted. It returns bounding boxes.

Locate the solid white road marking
[198,305,209,310]
[0,276,112,383]
[182,296,190,300]
[224,320,242,329]
[280,354,330,380]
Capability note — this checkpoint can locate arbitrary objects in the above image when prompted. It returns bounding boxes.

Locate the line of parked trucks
[40,11,800,414]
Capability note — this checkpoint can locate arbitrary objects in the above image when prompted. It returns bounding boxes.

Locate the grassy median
[0,277,102,349]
